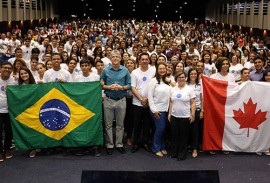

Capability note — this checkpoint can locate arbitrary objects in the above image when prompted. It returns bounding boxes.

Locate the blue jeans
[150,111,167,153]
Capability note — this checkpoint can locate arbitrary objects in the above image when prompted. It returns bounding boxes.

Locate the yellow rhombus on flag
[16,88,95,140]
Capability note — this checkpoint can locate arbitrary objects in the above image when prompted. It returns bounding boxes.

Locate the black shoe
[142,144,151,152]
[116,147,126,154]
[177,156,186,161]
[76,149,89,156]
[170,155,177,159]
[62,148,69,156]
[106,148,113,155]
[94,148,101,157]
[131,145,139,153]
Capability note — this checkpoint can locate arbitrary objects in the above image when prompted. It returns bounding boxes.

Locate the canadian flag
[202,76,270,152]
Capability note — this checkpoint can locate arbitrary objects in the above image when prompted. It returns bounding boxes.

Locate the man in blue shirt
[250,56,264,81]
[100,50,131,155]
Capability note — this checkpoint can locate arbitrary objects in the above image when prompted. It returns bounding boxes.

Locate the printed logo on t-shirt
[1,85,5,91]
[232,70,235,73]
[142,76,147,81]
[177,93,182,99]
[55,78,59,82]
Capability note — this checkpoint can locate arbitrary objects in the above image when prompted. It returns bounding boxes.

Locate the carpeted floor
[0,146,269,183]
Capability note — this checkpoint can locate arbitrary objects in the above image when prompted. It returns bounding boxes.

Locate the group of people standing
[1,17,270,163]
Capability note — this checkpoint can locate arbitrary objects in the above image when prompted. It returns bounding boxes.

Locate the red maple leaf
[233,98,267,137]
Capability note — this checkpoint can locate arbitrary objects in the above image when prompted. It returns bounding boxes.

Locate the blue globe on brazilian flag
[7,82,103,150]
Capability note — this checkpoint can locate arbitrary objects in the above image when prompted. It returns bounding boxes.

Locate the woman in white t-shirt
[168,72,196,161]
[229,54,244,82]
[202,52,216,77]
[148,63,171,157]
[35,63,46,84]
[18,67,37,158]
[66,58,79,81]
[166,62,176,87]
[186,68,203,158]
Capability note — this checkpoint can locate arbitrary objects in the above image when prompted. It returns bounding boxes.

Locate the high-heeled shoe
[161,150,167,155]
[192,150,198,158]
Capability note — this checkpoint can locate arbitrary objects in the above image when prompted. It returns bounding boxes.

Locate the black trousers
[0,113,12,152]
[190,110,203,150]
[170,116,190,159]
[132,105,153,146]
[124,97,133,139]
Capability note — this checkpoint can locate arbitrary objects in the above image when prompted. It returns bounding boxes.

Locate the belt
[106,95,125,100]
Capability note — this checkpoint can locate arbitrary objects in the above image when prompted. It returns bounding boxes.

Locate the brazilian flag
[7,82,103,150]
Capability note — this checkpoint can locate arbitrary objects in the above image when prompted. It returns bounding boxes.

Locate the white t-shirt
[70,71,78,81]
[8,57,17,65]
[74,73,100,82]
[0,77,17,113]
[210,72,235,83]
[43,68,73,83]
[21,45,34,61]
[34,75,43,83]
[30,69,39,79]
[101,57,111,68]
[204,63,216,77]
[229,64,244,81]
[131,66,156,106]
[148,78,171,113]
[170,85,196,118]
[244,61,255,71]
[187,83,202,109]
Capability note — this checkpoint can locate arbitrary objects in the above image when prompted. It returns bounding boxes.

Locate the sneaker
[256,152,262,156]
[94,148,101,157]
[265,152,270,156]
[11,143,15,149]
[209,151,216,155]
[5,150,13,159]
[29,150,37,158]
[222,151,230,155]
[0,154,4,162]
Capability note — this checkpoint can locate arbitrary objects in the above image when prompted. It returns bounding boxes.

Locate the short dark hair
[241,68,250,75]
[31,47,40,54]
[0,62,13,68]
[174,72,186,81]
[138,52,149,61]
[253,55,265,64]
[80,59,90,66]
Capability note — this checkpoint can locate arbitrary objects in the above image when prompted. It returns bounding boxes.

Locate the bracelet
[122,86,124,90]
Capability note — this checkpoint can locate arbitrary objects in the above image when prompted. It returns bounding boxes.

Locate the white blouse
[148,78,171,113]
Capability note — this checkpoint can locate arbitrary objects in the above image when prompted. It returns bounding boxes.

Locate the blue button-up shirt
[250,69,264,81]
[100,64,131,99]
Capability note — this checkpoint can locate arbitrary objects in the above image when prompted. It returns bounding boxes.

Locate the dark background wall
[58,0,209,22]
